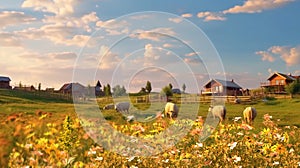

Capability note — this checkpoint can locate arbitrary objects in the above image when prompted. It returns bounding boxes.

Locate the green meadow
[1,89,300,167]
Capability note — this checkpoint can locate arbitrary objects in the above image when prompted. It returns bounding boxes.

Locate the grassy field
[0,89,300,167]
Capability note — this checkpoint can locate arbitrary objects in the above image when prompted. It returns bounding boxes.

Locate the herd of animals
[102,101,257,124]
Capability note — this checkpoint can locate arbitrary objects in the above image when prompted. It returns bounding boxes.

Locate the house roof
[59,82,85,91]
[204,79,242,89]
[267,72,296,81]
[0,76,11,82]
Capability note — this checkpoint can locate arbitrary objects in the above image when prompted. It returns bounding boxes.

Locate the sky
[1,0,300,93]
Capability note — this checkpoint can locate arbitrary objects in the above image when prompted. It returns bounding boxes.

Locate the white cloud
[0,32,22,47]
[185,52,201,57]
[181,13,193,18]
[144,44,160,66]
[257,45,300,66]
[0,11,36,29]
[271,46,300,66]
[98,45,121,70]
[168,17,183,23]
[47,52,77,60]
[131,27,176,41]
[184,58,202,64]
[96,19,129,35]
[163,43,174,48]
[223,0,294,14]
[22,0,79,16]
[256,51,275,62]
[197,12,226,21]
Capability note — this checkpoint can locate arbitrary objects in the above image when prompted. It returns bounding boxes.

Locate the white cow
[115,102,130,113]
[164,102,179,119]
[208,105,226,122]
[103,104,115,110]
[243,107,257,124]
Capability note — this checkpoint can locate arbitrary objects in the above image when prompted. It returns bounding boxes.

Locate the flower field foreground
[8,114,300,167]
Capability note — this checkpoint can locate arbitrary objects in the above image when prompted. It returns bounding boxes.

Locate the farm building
[0,76,11,89]
[13,85,36,91]
[261,72,300,93]
[86,80,105,97]
[202,79,243,96]
[59,82,86,95]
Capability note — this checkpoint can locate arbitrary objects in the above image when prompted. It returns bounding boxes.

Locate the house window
[280,80,284,85]
[275,80,280,85]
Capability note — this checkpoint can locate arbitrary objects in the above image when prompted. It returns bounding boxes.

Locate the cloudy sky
[1,0,300,93]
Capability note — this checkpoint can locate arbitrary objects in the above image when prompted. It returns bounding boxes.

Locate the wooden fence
[133,94,252,104]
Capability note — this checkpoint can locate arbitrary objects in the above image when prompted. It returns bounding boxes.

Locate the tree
[161,85,173,102]
[182,83,186,94]
[104,84,112,96]
[285,80,300,98]
[19,81,22,88]
[112,85,126,97]
[38,83,41,91]
[145,81,152,93]
[168,83,173,89]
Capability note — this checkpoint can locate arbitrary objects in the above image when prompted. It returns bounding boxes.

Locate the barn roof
[0,76,11,82]
[204,79,242,89]
[59,82,85,91]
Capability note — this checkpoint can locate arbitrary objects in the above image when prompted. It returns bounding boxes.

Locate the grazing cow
[164,102,179,119]
[115,102,130,113]
[243,107,257,124]
[208,105,226,122]
[103,104,115,110]
[234,98,241,104]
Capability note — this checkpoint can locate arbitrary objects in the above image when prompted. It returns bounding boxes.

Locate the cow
[115,102,130,113]
[164,102,179,119]
[243,107,257,125]
[208,105,226,122]
[103,104,115,110]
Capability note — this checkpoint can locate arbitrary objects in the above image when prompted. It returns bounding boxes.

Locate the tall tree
[182,83,186,93]
[145,81,152,93]
[112,85,126,97]
[38,83,41,91]
[168,83,173,89]
[285,80,300,98]
[161,85,173,102]
[104,84,112,96]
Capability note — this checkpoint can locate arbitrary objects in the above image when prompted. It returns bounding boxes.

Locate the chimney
[231,79,234,83]
[288,73,292,76]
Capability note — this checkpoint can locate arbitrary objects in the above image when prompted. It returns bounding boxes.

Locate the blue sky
[0,0,300,93]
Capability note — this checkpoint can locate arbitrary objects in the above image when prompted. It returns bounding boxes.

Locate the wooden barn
[261,72,300,93]
[202,79,243,96]
[0,76,11,89]
[59,82,86,95]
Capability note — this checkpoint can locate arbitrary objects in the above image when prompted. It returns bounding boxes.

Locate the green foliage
[182,83,186,93]
[104,84,112,96]
[168,83,173,89]
[58,116,80,153]
[145,81,152,93]
[285,80,300,97]
[112,85,126,97]
[161,85,173,97]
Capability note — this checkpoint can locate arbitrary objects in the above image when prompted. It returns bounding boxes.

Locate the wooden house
[59,82,86,96]
[202,79,243,96]
[261,72,300,93]
[13,85,36,91]
[0,76,11,89]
